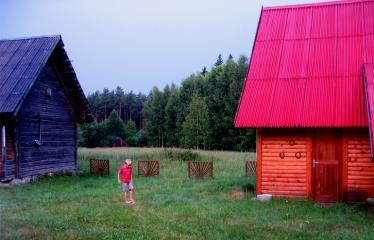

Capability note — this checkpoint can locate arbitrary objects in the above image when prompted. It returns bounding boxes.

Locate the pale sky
[0,0,330,94]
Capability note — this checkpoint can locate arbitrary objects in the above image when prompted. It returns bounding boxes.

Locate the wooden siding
[346,129,374,202]
[17,61,76,178]
[258,128,374,203]
[260,129,309,199]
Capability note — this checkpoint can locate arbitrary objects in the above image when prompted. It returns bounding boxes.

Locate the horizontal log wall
[260,129,308,199]
[17,62,76,178]
[346,129,374,202]
[4,160,16,180]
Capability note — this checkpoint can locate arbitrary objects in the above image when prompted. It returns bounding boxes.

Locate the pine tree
[182,93,210,149]
[114,86,125,120]
[143,87,167,147]
[201,66,208,76]
[215,54,223,66]
[81,55,256,151]
[164,85,181,147]
[104,110,126,146]
[125,120,138,146]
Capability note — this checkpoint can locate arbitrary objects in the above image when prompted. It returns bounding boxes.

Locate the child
[117,159,136,205]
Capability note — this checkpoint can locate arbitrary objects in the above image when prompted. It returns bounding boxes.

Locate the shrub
[180,150,200,161]
[242,182,255,193]
[164,149,182,160]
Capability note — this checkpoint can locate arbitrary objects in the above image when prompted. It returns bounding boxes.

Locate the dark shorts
[122,182,134,192]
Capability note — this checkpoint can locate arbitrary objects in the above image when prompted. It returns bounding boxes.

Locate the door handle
[312,159,318,168]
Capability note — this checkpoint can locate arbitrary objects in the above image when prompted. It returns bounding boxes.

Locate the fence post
[188,161,191,177]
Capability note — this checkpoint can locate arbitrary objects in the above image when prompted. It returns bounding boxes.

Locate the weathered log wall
[17,61,76,178]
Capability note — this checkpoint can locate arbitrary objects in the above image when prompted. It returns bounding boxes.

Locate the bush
[242,182,255,193]
[163,149,182,160]
[180,150,200,161]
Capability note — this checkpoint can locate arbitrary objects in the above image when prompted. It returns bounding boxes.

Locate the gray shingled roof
[0,36,92,122]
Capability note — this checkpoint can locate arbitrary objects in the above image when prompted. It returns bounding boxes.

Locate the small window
[45,88,52,97]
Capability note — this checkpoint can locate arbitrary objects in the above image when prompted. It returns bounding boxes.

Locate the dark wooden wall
[16,60,76,177]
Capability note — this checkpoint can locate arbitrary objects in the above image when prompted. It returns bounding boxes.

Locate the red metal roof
[363,64,374,158]
[235,0,374,128]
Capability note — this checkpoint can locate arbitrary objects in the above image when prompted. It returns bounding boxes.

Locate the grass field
[1,148,374,240]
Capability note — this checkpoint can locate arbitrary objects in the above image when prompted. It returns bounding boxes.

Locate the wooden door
[313,129,341,202]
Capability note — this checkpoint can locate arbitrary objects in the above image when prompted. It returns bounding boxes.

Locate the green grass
[0,147,374,239]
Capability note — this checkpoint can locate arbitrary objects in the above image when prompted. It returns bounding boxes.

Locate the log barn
[235,0,374,202]
[0,36,92,182]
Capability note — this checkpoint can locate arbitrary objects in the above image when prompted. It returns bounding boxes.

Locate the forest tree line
[79,55,256,151]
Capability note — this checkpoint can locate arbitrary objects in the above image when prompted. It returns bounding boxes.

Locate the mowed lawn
[1,148,374,240]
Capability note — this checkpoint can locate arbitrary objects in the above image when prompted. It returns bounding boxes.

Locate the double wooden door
[312,129,342,202]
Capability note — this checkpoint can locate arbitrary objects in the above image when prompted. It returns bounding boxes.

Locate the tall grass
[0,148,373,240]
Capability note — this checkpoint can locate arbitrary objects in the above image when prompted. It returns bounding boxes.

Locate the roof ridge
[0,35,61,42]
[264,0,374,11]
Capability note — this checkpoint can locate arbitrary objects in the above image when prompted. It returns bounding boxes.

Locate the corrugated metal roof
[0,36,92,122]
[235,0,374,128]
[363,64,374,158]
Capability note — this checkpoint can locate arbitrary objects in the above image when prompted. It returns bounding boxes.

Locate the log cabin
[235,0,374,203]
[0,36,92,182]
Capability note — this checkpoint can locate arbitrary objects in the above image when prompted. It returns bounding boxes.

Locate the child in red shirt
[117,159,135,205]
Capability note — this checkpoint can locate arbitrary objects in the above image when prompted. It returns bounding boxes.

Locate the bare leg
[124,191,130,204]
[130,189,135,204]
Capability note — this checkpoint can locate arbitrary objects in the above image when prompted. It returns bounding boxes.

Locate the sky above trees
[1,0,329,94]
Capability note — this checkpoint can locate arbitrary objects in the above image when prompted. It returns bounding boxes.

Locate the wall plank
[346,129,374,202]
[260,129,308,199]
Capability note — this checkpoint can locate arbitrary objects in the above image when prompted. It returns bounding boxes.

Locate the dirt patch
[230,191,245,200]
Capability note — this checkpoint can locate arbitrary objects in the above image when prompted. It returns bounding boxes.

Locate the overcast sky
[0,0,330,95]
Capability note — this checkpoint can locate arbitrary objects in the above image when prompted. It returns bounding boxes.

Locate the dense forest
[79,55,256,151]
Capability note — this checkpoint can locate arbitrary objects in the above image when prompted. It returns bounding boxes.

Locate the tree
[80,55,256,151]
[164,85,181,147]
[103,110,126,146]
[201,66,208,76]
[205,62,228,149]
[125,120,138,146]
[115,86,126,121]
[133,129,148,147]
[215,54,223,66]
[79,122,100,147]
[182,93,210,149]
[143,87,167,147]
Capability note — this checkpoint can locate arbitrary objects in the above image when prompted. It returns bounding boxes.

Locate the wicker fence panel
[138,160,160,177]
[90,159,110,176]
[188,161,213,178]
[245,160,256,177]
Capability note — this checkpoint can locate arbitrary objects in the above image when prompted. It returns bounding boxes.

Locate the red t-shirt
[119,166,132,183]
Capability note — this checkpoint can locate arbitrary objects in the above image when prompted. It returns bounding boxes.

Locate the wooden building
[0,36,92,182]
[235,0,374,202]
